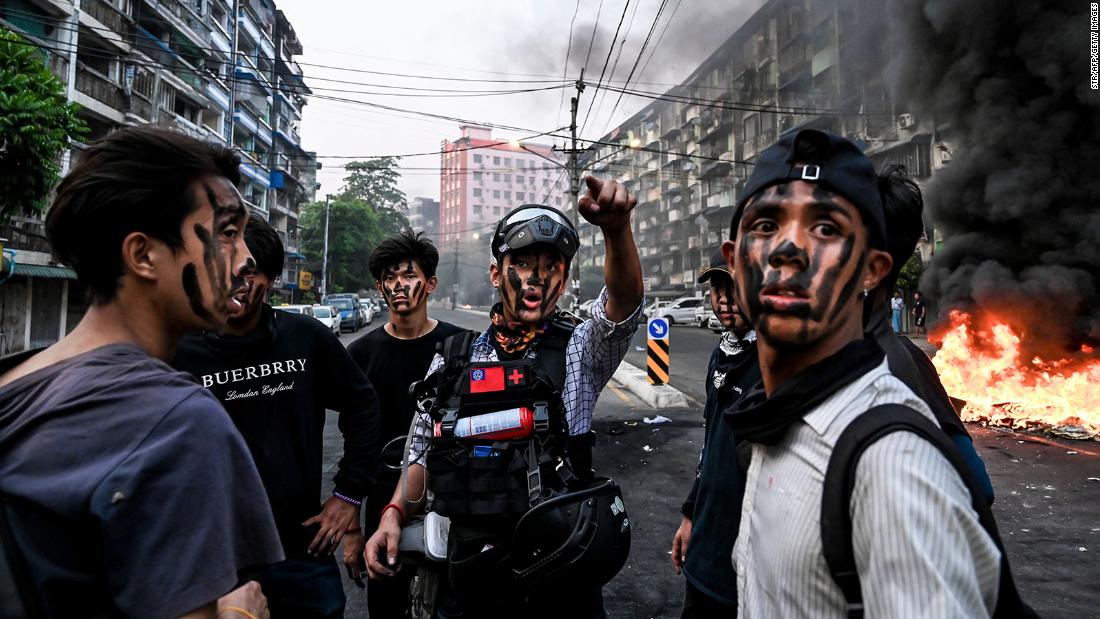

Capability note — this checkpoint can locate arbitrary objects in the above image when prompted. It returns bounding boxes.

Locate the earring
[861,288,870,299]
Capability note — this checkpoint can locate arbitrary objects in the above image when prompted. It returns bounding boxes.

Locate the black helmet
[491,204,579,262]
[508,478,630,589]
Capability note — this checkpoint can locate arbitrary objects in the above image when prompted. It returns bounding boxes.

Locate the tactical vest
[422,317,587,520]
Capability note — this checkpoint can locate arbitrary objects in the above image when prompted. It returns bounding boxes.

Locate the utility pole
[450,250,458,310]
[553,69,586,311]
[228,0,240,145]
[321,194,331,298]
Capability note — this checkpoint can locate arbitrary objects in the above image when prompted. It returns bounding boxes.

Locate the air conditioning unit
[898,113,915,130]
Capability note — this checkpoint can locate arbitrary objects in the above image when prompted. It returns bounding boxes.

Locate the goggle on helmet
[491,204,580,263]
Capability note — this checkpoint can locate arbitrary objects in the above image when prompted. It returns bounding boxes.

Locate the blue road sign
[648,318,669,340]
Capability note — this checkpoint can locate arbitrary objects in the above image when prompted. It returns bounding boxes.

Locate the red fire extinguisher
[435,407,536,440]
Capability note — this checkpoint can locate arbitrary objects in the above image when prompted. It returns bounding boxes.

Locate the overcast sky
[275,0,764,202]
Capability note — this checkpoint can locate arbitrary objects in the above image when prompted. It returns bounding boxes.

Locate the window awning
[12,263,78,280]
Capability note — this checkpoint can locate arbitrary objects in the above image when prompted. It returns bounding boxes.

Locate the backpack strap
[820,404,1035,619]
[534,314,577,393]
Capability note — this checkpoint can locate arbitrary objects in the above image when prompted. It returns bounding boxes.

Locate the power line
[585,0,641,139]
[633,0,683,91]
[601,0,669,132]
[581,0,606,72]
[555,0,582,131]
[579,0,631,136]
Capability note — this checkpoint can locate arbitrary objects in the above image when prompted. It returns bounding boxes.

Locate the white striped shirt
[734,359,1002,618]
[406,287,643,465]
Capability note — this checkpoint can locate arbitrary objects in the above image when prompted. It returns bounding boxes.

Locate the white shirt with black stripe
[733,359,1002,618]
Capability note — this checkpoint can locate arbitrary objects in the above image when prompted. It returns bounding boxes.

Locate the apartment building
[408,196,440,238]
[438,124,570,254]
[0,0,317,352]
[585,0,947,297]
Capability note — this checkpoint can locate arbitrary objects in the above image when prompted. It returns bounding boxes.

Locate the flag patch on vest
[469,366,505,392]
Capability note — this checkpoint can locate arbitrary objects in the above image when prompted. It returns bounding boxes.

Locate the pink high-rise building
[438,125,569,253]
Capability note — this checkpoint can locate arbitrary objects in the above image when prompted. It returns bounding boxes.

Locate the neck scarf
[488,302,547,358]
[719,329,757,357]
[724,338,884,445]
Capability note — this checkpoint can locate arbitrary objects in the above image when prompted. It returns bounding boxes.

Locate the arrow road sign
[648,318,669,340]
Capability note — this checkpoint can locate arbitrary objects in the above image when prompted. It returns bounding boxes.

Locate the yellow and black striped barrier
[646,317,670,385]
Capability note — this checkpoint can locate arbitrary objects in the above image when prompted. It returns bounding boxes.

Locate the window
[473,205,482,215]
[503,174,511,183]
[504,157,511,167]
[473,154,482,163]
[473,171,482,180]
[543,179,550,187]
[493,173,501,182]
[530,176,536,185]
[493,190,501,198]
[494,206,501,215]
[516,192,525,201]
[473,188,482,197]
[493,156,501,165]
[504,191,511,200]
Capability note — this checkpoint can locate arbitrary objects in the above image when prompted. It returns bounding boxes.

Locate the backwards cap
[731,129,886,248]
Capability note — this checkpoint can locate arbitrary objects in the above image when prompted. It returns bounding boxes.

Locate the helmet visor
[494,207,579,261]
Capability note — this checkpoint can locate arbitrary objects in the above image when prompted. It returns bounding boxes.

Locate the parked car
[311,305,341,336]
[274,304,314,317]
[358,299,375,325]
[328,297,362,332]
[694,304,711,328]
[659,296,706,325]
[707,315,723,332]
[644,300,671,318]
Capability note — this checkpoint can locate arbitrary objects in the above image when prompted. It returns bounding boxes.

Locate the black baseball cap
[731,129,886,249]
[697,250,731,283]
[491,204,580,262]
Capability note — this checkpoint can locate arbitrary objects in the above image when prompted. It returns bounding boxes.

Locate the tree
[299,196,378,294]
[339,157,408,213]
[0,28,87,222]
[897,250,924,294]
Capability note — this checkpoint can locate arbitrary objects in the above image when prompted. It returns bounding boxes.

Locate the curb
[611,362,690,409]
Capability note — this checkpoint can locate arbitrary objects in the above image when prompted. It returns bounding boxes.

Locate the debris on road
[644,415,672,425]
[642,445,653,453]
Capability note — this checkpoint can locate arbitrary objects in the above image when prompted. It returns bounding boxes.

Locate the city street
[322,307,1099,618]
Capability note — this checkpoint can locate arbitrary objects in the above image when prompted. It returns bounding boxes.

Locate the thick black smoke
[888,0,1100,361]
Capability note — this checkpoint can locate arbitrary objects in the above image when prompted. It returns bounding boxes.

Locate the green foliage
[896,250,924,294]
[339,157,408,213]
[299,158,412,292]
[0,28,88,221]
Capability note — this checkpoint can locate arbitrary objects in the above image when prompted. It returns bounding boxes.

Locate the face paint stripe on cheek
[192,223,224,307]
[827,247,867,324]
[182,263,214,322]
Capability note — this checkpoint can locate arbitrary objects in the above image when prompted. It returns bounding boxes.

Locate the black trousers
[681,579,737,619]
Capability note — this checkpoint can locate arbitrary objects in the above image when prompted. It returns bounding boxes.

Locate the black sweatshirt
[174,305,380,558]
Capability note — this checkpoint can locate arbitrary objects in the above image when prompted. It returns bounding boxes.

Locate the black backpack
[820,404,1039,619]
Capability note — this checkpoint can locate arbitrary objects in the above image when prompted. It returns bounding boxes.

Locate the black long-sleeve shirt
[174,305,380,558]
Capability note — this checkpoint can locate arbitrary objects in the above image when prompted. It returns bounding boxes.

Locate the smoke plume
[888,0,1100,361]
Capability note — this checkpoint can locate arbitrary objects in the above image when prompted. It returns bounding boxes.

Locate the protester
[670,251,759,619]
[346,230,465,618]
[174,213,381,618]
[364,179,644,618]
[723,129,1001,617]
[912,290,927,337]
[890,290,905,332]
[869,164,994,504]
[0,126,282,618]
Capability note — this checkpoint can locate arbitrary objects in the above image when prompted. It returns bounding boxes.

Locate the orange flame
[932,310,1100,440]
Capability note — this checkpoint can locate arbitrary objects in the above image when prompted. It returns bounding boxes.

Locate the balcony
[238,8,275,60]
[146,0,209,52]
[698,159,733,180]
[75,62,126,112]
[205,77,231,112]
[85,0,133,40]
[235,54,272,92]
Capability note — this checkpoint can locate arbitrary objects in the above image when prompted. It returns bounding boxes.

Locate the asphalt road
[322,306,1099,618]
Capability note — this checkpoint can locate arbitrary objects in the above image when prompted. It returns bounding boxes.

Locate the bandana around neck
[488,302,547,358]
[719,329,757,357]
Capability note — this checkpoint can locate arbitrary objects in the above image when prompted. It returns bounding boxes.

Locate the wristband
[333,491,362,507]
[382,502,406,525]
[219,607,258,619]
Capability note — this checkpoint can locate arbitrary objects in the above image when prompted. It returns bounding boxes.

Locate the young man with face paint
[722,130,1001,617]
[173,213,381,619]
[0,126,283,618]
[364,177,644,618]
[670,251,759,619]
[345,230,464,618]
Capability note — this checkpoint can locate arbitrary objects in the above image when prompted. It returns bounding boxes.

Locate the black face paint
[193,223,225,316]
[774,182,792,198]
[411,280,424,304]
[182,264,213,322]
[738,231,769,337]
[505,265,525,315]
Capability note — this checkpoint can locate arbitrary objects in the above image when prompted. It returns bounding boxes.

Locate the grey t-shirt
[0,344,284,618]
